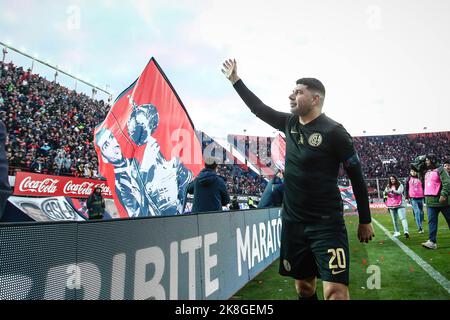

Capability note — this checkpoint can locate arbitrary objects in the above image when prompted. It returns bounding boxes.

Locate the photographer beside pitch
[420,154,450,250]
[222,59,374,300]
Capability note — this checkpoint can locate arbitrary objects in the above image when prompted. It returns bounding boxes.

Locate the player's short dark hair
[296,78,326,96]
[205,157,218,170]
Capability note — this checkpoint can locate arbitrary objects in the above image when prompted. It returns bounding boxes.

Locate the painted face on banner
[99,131,123,164]
[127,104,159,146]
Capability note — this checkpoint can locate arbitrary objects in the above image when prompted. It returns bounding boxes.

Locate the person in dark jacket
[0,120,12,220]
[258,170,284,208]
[187,158,230,213]
[86,186,105,220]
[421,154,450,249]
[229,196,240,210]
[444,159,450,175]
[272,182,285,207]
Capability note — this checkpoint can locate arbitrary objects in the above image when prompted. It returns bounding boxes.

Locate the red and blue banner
[94,58,204,218]
[271,133,286,171]
[339,185,357,211]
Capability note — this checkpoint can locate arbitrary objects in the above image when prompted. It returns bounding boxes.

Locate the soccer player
[222,59,374,300]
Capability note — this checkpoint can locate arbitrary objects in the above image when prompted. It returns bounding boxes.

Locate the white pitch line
[372,218,450,295]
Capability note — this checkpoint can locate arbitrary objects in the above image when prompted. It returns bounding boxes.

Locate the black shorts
[279,217,350,285]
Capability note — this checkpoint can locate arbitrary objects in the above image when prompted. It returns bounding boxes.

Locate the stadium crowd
[0,61,109,179]
[0,62,267,196]
[1,61,449,198]
[353,133,450,179]
[199,132,267,196]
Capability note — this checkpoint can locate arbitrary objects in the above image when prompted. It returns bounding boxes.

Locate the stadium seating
[1,61,448,198]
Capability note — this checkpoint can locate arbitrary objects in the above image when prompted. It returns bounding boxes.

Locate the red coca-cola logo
[19,176,59,194]
[63,181,95,196]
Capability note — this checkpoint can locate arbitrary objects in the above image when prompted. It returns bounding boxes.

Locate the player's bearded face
[289,84,314,116]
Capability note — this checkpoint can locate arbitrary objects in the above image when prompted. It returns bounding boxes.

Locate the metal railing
[1,41,112,100]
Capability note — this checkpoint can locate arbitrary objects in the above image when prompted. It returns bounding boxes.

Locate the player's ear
[313,94,321,106]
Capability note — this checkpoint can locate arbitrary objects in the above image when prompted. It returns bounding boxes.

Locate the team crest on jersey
[308,133,323,147]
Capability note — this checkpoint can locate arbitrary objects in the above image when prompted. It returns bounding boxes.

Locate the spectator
[247,197,257,209]
[229,196,240,210]
[444,159,450,175]
[258,170,284,208]
[86,186,105,220]
[187,158,230,213]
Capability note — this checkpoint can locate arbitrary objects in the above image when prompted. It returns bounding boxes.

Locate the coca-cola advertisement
[13,172,113,199]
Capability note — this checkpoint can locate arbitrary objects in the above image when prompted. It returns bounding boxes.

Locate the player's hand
[221,59,240,84]
[358,223,375,243]
[439,195,447,204]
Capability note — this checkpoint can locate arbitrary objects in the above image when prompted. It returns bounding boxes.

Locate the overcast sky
[1,0,449,139]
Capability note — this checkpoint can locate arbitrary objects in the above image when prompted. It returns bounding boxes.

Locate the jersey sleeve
[332,124,372,224]
[233,79,290,132]
[331,124,356,162]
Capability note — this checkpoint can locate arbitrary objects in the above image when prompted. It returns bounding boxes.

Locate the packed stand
[217,164,267,197]
[0,61,110,179]
[351,133,450,179]
[199,131,268,197]
[2,61,448,195]
[230,133,449,181]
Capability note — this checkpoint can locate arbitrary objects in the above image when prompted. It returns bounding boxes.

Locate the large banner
[8,196,120,221]
[8,196,87,221]
[94,58,203,218]
[339,185,357,211]
[13,172,112,198]
[271,133,286,171]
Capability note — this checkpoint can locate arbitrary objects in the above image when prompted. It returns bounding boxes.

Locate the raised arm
[222,59,290,132]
